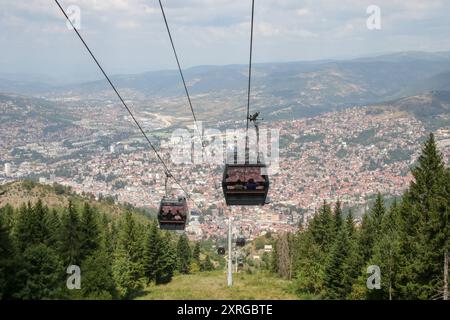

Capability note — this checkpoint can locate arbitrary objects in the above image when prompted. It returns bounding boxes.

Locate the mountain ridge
[2,51,450,97]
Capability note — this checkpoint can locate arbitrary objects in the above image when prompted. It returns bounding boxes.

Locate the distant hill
[353,51,450,63]
[0,78,54,95]
[0,93,75,123]
[2,51,450,121]
[50,51,450,118]
[0,73,58,95]
[52,51,450,94]
[371,90,450,119]
[392,91,450,117]
[0,93,90,150]
[0,180,152,220]
[406,72,450,95]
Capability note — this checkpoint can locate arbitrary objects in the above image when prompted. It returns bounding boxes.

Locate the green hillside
[0,180,153,221]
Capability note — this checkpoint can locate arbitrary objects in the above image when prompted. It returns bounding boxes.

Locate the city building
[4,163,11,176]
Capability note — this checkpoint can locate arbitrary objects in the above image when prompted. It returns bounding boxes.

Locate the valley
[1,51,450,242]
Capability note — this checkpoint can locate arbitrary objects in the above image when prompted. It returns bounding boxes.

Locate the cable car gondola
[236,237,246,247]
[222,112,269,206]
[158,196,188,231]
[55,0,202,233]
[158,173,188,231]
[217,246,226,255]
[222,162,269,206]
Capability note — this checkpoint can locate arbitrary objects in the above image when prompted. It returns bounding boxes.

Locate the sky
[1,0,450,83]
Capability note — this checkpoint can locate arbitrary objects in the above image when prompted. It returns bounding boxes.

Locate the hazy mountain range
[1,51,450,122]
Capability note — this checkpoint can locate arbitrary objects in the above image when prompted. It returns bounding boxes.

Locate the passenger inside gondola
[159,206,186,223]
[235,179,245,190]
[158,200,188,230]
[246,178,257,190]
[174,209,182,221]
[225,167,266,191]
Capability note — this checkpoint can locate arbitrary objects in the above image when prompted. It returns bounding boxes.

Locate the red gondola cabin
[158,196,188,231]
[222,163,269,206]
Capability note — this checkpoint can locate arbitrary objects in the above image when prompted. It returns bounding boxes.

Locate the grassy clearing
[136,271,300,300]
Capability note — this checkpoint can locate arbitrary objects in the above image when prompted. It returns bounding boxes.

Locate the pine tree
[444,168,450,301]
[59,201,82,266]
[323,206,360,300]
[201,255,215,271]
[112,212,145,298]
[13,244,63,300]
[346,209,355,237]
[292,231,324,296]
[334,200,343,234]
[341,211,360,299]
[409,133,445,207]
[270,238,279,274]
[0,204,14,230]
[358,195,385,268]
[0,209,15,299]
[0,208,12,252]
[323,226,351,299]
[101,214,116,256]
[176,234,192,274]
[190,241,201,272]
[193,242,201,264]
[291,205,337,296]
[14,204,30,252]
[144,221,161,283]
[302,201,336,289]
[368,202,401,300]
[350,195,387,299]
[14,200,50,252]
[396,194,422,298]
[397,133,449,299]
[46,209,61,248]
[276,232,292,279]
[79,202,100,260]
[310,201,335,255]
[155,233,177,285]
[371,193,385,241]
[80,249,116,299]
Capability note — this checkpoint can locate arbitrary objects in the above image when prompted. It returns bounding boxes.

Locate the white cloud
[116,20,140,29]
[296,8,311,17]
[1,0,450,77]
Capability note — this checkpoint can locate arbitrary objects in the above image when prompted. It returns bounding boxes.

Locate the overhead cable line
[245,0,255,147]
[53,0,195,202]
[158,0,205,148]
[157,0,229,212]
